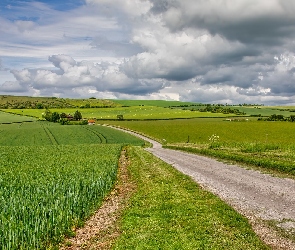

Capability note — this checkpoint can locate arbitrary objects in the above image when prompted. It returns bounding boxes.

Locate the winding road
[114,127,295,249]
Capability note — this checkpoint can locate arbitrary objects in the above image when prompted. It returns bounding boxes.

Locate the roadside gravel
[115,127,295,250]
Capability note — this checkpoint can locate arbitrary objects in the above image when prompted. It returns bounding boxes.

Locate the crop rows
[0,121,144,146]
[0,110,36,124]
[0,144,122,249]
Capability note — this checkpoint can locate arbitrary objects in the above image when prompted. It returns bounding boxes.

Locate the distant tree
[42,109,52,121]
[60,113,67,118]
[59,118,69,125]
[36,103,43,109]
[117,114,124,120]
[74,110,82,121]
[51,112,60,122]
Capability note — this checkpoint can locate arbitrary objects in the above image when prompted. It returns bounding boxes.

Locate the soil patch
[60,148,135,250]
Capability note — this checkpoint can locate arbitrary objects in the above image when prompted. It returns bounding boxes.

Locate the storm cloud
[1,0,295,105]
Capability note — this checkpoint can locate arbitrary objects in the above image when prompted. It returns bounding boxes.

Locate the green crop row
[0,110,36,123]
[0,122,144,146]
[0,144,122,249]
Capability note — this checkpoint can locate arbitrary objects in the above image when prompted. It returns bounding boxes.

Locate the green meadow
[4,106,232,120]
[104,118,295,145]
[103,118,295,175]
[111,99,200,107]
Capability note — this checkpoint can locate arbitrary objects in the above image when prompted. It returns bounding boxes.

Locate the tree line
[42,110,87,125]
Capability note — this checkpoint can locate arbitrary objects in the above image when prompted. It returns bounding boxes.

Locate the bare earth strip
[60,149,135,250]
[115,127,295,250]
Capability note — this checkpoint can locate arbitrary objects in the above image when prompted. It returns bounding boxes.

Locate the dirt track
[117,128,295,249]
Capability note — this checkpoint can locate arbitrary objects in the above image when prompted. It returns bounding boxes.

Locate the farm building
[88,119,96,125]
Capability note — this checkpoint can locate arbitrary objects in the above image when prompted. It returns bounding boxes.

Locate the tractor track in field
[114,127,295,250]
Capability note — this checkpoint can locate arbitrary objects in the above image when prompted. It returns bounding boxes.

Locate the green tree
[60,113,67,118]
[36,103,43,109]
[42,109,52,121]
[51,112,60,122]
[74,110,82,121]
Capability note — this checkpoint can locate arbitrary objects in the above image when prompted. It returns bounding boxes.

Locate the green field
[232,106,295,117]
[3,106,234,120]
[0,119,144,249]
[0,122,144,146]
[111,99,201,107]
[0,144,121,249]
[0,110,36,123]
[100,118,295,175]
[2,99,295,249]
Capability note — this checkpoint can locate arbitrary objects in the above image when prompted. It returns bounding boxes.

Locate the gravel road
[114,127,295,249]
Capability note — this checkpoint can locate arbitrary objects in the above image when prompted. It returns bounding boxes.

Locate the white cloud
[1,0,295,105]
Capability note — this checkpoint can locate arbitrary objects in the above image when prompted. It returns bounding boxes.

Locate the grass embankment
[113,147,268,249]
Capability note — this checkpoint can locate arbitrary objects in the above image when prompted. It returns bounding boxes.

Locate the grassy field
[3,104,295,122]
[0,118,144,249]
[0,110,36,123]
[99,118,295,175]
[97,118,295,145]
[111,99,200,107]
[113,147,268,249]
[3,106,234,120]
[2,100,295,249]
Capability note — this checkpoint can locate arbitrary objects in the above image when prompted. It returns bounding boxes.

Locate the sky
[1,0,295,105]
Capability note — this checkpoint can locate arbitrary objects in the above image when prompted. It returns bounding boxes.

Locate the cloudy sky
[1,0,295,105]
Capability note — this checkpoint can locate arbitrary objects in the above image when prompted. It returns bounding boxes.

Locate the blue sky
[1,0,295,105]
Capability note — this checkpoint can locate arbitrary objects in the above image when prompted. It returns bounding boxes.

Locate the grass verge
[165,144,295,177]
[113,146,269,250]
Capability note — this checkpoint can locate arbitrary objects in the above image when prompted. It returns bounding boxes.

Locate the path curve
[113,126,295,249]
